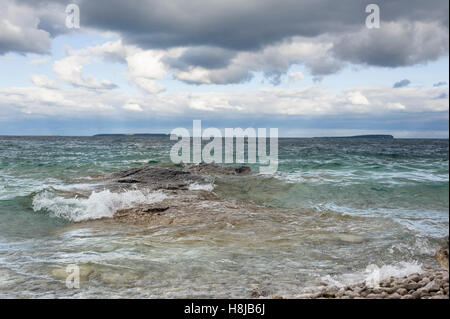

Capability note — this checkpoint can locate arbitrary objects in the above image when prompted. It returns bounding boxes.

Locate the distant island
[315,134,394,139]
[93,133,169,137]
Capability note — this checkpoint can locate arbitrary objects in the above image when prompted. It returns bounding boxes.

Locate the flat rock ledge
[186,162,251,175]
[108,163,251,191]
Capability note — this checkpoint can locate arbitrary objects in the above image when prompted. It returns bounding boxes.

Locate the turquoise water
[0,136,448,298]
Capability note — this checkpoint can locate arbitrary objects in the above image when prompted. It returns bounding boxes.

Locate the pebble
[304,267,449,299]
[301,241,449,300]
[408,274,421,282]
[397,288,407,296]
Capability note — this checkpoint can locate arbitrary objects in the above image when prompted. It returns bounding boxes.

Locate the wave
[319,261,423,289]
[32,189,167,222]
[277,169,449,185]
[188,182,215,192]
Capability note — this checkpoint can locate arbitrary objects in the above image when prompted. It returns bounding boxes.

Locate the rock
[336,288,345,298]
[411,291,422,299]
[100,272,139,285]
[371,287,383,294]
[344,291,358,298]
[428,284,441,292]
[408,274,421,282]
[404,282,420,290]
[397,288,408,296]
[360,291,369,297]
[435,236,449,269]
[417,287,429,295]
[425,281,440,293]
[419,277,430,286]
[112,165,202,189]
[305,263,450,299]
[187,162,251,175]
[352,286,363,293]
[382,287,397,294]
[336,234,364,243]
[50,264,94,281]
[250,288,270,298]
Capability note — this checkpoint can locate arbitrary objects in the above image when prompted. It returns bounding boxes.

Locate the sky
[0,0,448,137]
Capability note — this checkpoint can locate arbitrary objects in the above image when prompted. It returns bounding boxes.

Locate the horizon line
[0,134,449,139]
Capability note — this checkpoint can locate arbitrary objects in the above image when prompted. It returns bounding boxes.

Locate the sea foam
[319,261,423,288]
[188,182,215,192]
[32,189,167,222]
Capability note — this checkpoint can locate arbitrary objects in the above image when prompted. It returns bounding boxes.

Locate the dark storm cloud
[163,47,236,71]
[76,0,448,51]
[3,0,449,75]
[393,79,411,88]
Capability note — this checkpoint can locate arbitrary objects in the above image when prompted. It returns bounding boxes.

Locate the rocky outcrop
[111,166,205,190]
[186,162,251,175]
[108,163,251,191]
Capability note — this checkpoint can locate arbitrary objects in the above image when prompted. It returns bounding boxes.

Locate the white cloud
[0,0,52,55]
[53,55,117,90]
[1,82,447,121]
[347,91,369,105]
[29,74,59,89]
[58,40,168,93]
[288,72,305,83]
[122,103,143,112]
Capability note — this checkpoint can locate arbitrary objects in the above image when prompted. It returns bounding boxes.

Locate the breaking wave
[32,189,167,222]
[319,261,423,289]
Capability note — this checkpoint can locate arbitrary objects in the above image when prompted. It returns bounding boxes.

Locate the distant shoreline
[0,134,448,139]
[93,133,169,137]
[313,134,394,139]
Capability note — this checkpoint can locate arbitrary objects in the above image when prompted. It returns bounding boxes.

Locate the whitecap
[32,189,167,222]
[188,182,215,192]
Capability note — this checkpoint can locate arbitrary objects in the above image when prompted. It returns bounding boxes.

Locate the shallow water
[0,136,448,298]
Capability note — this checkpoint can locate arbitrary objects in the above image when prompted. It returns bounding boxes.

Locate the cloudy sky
[0,0,448,137]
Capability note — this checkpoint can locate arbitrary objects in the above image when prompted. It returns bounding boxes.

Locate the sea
[0,136,448,298]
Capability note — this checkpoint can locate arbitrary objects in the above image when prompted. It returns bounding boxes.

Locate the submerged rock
[336,234,364,243]
[50,264,95,281]
[100,272,139,285]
